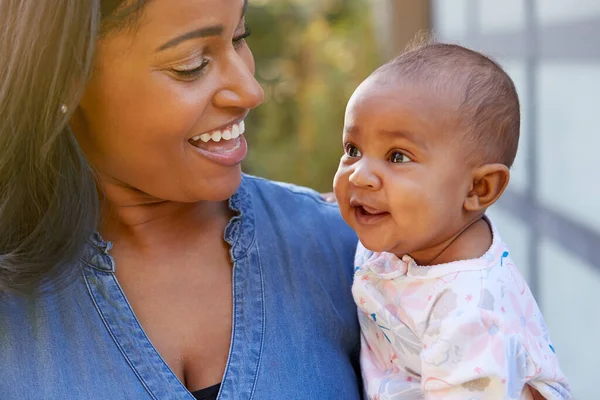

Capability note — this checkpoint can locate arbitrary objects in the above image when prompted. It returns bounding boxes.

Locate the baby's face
[334,78,476,261]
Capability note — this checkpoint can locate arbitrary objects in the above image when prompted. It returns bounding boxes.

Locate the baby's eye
[389,151,412,163]
[345,144,362,158]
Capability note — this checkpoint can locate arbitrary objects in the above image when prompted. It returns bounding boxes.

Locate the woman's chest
[114,248,233,392]
[0,234,362,399]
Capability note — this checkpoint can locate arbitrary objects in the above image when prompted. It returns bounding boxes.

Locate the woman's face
[72,0,264,203]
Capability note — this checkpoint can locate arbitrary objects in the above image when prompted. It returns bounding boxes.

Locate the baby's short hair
[374,41,520,168]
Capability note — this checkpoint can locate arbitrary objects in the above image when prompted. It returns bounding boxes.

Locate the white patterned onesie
[353,220,571,399]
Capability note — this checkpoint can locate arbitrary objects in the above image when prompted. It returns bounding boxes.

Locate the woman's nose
[348,160,382,190]
[213,52,264,110]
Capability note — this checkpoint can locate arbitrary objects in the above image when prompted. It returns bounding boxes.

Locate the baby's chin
[357,235,403,255]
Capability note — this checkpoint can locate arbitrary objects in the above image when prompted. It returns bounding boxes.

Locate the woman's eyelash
[172,59,209,78]
[233,24,251,43]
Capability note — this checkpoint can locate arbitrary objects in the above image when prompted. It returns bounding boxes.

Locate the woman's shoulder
[243,174,339,214]
[243,174,329,203]
[242,174,355,237]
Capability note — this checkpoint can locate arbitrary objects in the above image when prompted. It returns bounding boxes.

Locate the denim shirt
[0,175,361,399]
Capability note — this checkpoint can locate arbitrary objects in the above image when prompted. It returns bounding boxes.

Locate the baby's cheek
[333,170,348,195]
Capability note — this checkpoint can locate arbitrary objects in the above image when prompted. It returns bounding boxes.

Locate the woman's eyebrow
[156,25,224,52]
[156,0,248,52]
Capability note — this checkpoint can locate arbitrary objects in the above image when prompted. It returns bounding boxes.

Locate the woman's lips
[188,134,247,167]
[188,120,247,167]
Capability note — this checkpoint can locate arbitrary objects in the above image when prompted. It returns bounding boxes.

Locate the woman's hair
[0,0,148,294]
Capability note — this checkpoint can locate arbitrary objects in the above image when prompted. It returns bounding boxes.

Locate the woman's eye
[345,144,362,158]
[233,24,251,49]
[172,59,210,80]
[389,151,412,163]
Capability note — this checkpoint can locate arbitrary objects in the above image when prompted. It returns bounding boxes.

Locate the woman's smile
[188,119,247,166]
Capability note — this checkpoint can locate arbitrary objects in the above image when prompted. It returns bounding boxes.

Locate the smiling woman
[0,1,361,399]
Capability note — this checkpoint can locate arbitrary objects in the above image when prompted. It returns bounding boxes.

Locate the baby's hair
[374,37,520,168]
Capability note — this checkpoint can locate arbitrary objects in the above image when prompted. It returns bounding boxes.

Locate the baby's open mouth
[357,204,386,215]
[353,204,391,225]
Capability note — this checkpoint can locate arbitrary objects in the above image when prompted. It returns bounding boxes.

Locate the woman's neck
[97,180,232,250]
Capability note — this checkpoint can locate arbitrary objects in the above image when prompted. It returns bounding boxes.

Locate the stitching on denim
[82,269,158,400]
[78,258,112,273]
[84,269,196,399]
[218,260,237,399]
[248,243,266,399]
[108,274,196,398]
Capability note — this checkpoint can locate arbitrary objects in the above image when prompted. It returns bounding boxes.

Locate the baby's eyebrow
[379,129,427,150]
[343,125,360,137]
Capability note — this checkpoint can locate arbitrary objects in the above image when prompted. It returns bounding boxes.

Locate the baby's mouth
[353,203,391,225]
[358,204,385,215]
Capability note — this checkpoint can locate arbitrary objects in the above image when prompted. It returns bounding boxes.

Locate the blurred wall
[370,0,430,58]
[431,1,600,398]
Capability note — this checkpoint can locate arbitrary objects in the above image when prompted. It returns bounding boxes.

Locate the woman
[0,1,361,399]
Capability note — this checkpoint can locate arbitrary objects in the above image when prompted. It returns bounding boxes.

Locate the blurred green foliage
[244,0,381,192]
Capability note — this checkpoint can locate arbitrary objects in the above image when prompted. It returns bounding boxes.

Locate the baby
[333,43,571,399]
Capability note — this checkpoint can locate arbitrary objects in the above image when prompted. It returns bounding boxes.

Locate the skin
[70,0,263,391]
[334,75,510,265]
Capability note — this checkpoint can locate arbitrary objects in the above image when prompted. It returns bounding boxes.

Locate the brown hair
[375,41,521,168]
[0,0,148,294]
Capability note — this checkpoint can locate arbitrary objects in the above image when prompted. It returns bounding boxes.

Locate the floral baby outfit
[353,219,570,399]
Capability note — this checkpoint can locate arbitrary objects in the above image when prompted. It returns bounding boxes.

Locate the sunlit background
[245,1,599,398]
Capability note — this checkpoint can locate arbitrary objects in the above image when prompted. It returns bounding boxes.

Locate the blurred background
[244,1,598,398]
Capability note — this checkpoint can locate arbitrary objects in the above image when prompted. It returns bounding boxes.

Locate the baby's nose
[349,161,381,190]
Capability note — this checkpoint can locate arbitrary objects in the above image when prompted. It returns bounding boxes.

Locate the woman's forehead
[136,0,247,34]
[98,0,247,59]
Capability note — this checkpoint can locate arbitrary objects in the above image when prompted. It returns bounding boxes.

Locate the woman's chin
[184,168,243,203]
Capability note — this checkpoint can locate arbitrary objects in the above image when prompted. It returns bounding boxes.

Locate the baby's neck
[405,217,493,266]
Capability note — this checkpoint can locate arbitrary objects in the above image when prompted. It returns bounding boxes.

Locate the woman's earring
[60,104,68,114]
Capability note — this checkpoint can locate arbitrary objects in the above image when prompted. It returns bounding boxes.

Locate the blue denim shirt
[0,175,361,399]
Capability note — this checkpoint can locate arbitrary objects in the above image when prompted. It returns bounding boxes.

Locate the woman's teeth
[191,120,245,143]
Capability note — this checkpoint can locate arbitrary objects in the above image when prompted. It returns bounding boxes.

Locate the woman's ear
[464,163,510,212]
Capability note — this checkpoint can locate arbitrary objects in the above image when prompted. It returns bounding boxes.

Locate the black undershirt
[191,382,221,400]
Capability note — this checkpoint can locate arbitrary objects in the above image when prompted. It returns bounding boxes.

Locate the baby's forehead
[347,78,479,151]
[348,84,465,137]
[350,44,521,167]
[348,75,464,126]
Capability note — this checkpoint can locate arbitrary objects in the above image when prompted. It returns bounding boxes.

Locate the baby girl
[334,43,570,399]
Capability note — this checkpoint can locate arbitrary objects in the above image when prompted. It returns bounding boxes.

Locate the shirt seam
[82,269,158,400]
[243,175,338,208]
[248,242,266,399]
[78,258,112,273]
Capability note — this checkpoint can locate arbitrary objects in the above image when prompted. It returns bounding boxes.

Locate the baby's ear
[463,163,510,212]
